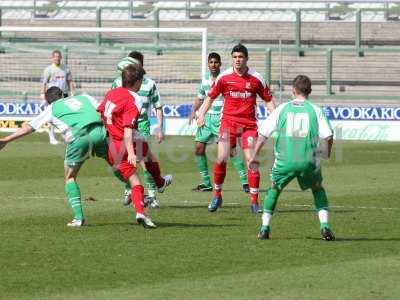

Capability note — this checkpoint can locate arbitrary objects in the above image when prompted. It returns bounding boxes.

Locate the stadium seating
[1,1,400,104]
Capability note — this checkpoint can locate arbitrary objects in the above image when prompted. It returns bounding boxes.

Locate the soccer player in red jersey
[98,64,171,228]
[197,44,276,213]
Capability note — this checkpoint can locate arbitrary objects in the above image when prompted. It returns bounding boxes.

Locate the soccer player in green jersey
[250,75,335,241]
[111,51,164,208]
[0,87,107,227]
[189,52,249,193]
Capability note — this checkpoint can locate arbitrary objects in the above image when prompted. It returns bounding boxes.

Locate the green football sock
[231,155,248,185]
[312,188,330,229]
[313,188,329,211]
[65,181,84,220]
[195,155,211,187]
[320,222,330,230]
[144,170,157,197]
[263,188,281,213]
[260,225,271,232]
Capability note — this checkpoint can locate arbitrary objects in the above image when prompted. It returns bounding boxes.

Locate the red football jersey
[98,87,141,141]
[208,67,272,125]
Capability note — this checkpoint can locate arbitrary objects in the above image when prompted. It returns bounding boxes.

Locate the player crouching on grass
[98,64,172,229]
[249,75,335,241]
[0,87,108,227]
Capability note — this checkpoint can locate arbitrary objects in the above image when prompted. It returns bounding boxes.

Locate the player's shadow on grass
[221,188,269,193]
[86,222,243,228]
[85,222,133,227]
[165,205,210,209]
[305,237,400,242]
[166,205,246,211]
[223,188,305,193]
[276,209,354,214]
[156,222,243,228]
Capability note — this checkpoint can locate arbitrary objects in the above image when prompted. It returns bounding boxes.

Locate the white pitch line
[10,196,400,211]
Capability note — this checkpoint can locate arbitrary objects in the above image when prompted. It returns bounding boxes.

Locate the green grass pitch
[1,133,400,299]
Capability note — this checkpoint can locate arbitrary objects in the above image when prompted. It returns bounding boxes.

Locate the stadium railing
[1,2,400,104]
[1,3,400,53]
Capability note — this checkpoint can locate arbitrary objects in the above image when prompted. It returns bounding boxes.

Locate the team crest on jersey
[247,136,254,146]
[246,82,251,89]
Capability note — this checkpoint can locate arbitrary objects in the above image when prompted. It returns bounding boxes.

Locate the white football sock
[262,212,272,227]
[318,209,329,224]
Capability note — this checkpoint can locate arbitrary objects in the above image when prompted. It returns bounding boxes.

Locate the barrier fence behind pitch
[0,26,207,103]
[1,100,400,141]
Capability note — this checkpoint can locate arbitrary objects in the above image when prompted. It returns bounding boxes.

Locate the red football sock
[248,169,260,204]
[213,162,226,198]
[144,161,165,188]
[131,185,145,214]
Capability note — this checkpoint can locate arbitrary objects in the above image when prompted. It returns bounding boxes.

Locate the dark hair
[208,52,221,63]
[52,50,62,56]
[122,64,145,88]
[231,44,248,58]
[128,51,144,66]
[293,75,312,97]
[45,86,64,104]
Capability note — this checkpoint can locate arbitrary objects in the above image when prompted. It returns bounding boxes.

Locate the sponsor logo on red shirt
[229,91,253,99]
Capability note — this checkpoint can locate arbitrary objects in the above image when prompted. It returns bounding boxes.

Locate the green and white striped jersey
[111,76,161,122]
[197,72,223,115]
[29,94,102,143]
[259,99,333,172]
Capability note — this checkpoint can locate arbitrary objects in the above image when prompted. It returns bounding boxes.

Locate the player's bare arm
[0,125,34,150]
[248,134,267,168]
[67,79,75,96]
[67,80,72,95]
[327,136,333,158]
[124,127,136,167]
[155,107,164,143]
[189,97,202,125]
[196,96,213,127]
[320,136,334,159]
